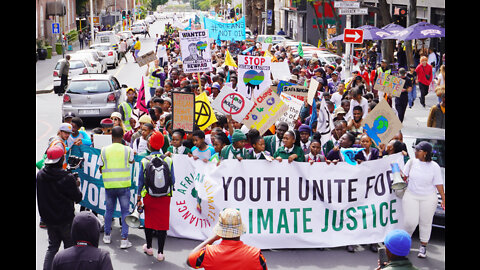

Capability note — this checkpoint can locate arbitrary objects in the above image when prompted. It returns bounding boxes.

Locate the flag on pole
[224,49,237,67]
[194,92,217,131]
[317,97,333,147]
[135,77,148,114]
[298,42,304,57]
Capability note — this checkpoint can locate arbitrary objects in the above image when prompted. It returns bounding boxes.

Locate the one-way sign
[343,29,364,44]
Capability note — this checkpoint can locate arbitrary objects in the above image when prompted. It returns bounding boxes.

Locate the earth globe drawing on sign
[364,115,389,146]
[243,70,264,99]
[196,41,207,56]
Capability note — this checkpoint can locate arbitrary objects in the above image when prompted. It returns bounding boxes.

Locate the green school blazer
[273,145,306,162]
[220,145,248,160]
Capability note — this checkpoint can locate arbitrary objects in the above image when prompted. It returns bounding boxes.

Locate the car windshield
[93,46,110,51]
[55,60,85,69]
[67,80,111,94]
[415,138,445,167]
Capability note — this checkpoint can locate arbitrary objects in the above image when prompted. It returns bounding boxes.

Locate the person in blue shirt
[189,130,216,162]
[67,117,92,148]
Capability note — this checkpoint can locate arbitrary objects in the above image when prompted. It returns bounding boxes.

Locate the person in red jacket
[415,56,433,108]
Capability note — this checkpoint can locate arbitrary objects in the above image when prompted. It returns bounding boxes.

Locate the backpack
[144,155,173,197]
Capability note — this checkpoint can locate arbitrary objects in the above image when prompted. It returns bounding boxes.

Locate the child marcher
[274,130,305,163]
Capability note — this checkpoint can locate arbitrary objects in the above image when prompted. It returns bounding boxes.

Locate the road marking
[36,119,53,142]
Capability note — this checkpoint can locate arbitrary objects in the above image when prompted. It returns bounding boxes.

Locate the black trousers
[418,83,429,107]
[395,92,409,122]
[145,229,167,253]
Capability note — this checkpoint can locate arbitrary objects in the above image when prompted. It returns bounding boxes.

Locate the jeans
[43,222,73,270]
[104,187,131,239]
[408,83,417,107]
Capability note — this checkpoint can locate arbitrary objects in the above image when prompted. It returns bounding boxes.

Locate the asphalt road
[36,15,445,270]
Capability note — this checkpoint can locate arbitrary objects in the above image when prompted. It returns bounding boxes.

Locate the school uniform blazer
[273,145,306,162]
[246,149,272,160]
[263,135,280,155]
[354,147,380,161]
[220,145,248,160]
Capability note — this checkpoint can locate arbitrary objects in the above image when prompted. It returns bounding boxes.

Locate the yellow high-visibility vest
[101,143,133,189]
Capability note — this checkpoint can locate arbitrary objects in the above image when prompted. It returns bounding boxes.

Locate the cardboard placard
[172,92,195,132]
[136,50,157,67]
[373,71,406,97]
[243,87,288,135]
[211,86,255,122]
[237,55,272,100]
[278,93,303,130]
[362,99,402,146]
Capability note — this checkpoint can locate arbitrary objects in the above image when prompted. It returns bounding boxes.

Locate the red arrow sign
[343,29,364,44]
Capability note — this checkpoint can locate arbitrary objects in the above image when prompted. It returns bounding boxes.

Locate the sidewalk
[36,41,82,94]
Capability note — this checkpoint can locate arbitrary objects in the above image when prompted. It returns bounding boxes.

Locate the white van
[94,31,120,50]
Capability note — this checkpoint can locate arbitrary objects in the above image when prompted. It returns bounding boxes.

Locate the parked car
[53,56,92,94]
[90,43,119,68]
[145,15,156,24]
[73,49,107,74]
[94,31,120,50]
[402,126,445,229]
[131,20,148,35]
[256,35,292,44]
[118,31,135,47]
[62,74,127,119]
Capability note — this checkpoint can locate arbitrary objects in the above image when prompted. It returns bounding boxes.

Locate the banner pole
[197,72,203,93]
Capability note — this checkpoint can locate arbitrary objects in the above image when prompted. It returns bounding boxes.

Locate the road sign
[52,23,60,34]
[338,8,368,15]
[343,28,364,44]
[334,1,360,8]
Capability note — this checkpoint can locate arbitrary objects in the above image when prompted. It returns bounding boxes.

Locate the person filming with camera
[36,145,83,270]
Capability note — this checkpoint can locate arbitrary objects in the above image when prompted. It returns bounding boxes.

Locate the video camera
[66,155,84,178]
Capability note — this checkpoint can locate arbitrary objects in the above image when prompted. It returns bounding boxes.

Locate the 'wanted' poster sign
[179,29,212,73]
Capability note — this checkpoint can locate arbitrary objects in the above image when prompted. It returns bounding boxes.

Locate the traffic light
[122,10,126,19]
[229,8,235,19]
[236,7,240,16]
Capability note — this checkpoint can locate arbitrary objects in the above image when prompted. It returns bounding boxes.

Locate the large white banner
[168,153,405,249]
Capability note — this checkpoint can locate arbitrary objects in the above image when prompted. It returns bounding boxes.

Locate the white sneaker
[418,245,427,258]
[156,252,165,261]
[103,234,111,244]
[120,239,132,249]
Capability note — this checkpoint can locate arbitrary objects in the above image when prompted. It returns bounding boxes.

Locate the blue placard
[52,23,60,34]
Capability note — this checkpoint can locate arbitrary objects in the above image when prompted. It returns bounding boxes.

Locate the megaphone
[125,207,141,228]
[390,162,407,190]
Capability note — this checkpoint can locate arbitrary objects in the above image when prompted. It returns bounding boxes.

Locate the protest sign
[172,91,195,132]
[92,134,112,149]
[211,86,254,122]
[179,29,212,73]
[278,93,303,130]
[373,71,406,97]
[362,99,402,146]
[195,92,217,131]
[169,153,404,249]
[282,84,309,98]
[242,87,288,135]
[317,97,334,146]
[308,79,319,105]
[203,17,246,42]
[276,80,295,95]
[270,61,291,81]
[136,50,157,67]
[237,55,272,99]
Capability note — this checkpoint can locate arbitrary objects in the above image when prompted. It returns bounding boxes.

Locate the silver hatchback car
[62,74,127,119]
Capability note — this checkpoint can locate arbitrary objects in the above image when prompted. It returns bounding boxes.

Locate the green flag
[298,42,304,57]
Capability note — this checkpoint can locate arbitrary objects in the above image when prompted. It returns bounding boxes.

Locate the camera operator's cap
[384,229,411,257]
[213,208,245,238]
[59,123,73,133]
[45,145,65,164]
